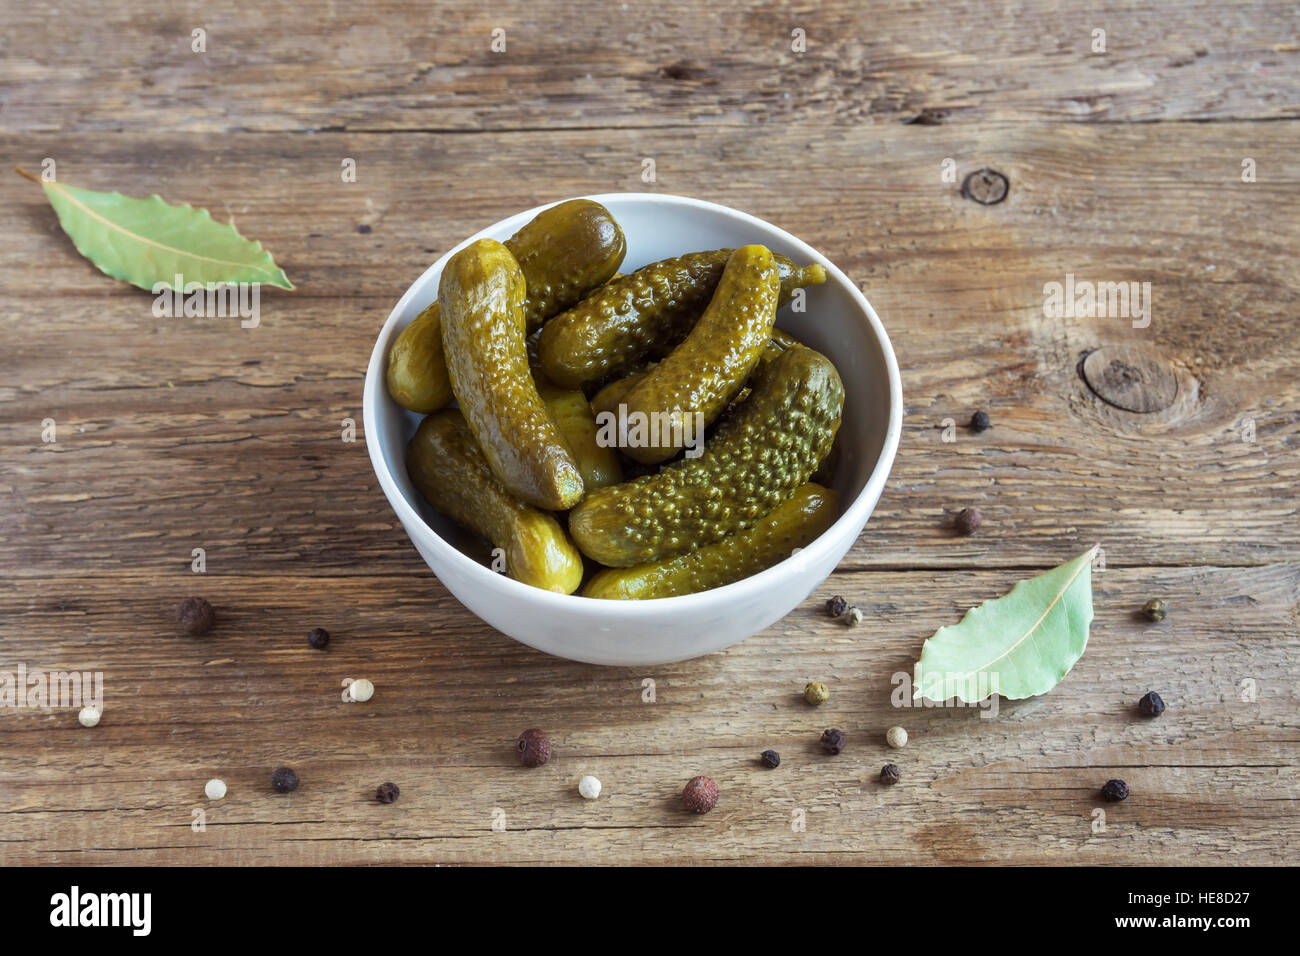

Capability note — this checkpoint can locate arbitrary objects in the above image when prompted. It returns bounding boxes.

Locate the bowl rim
[362,191,902,614]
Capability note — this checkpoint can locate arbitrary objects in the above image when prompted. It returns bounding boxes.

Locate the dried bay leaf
[912,545,1098,703]
[17,168,292,292]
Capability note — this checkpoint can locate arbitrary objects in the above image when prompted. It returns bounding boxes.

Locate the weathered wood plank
[2,0,1297,132]
[0,564,1294,864]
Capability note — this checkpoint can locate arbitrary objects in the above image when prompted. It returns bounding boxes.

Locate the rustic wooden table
[2,0,1297,866]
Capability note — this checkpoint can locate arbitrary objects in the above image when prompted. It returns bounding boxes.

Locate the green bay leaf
[913,545,1098,703]
[19,169,292,292]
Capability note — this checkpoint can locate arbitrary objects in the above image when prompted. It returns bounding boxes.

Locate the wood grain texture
[2,0,1298,132]
[1,0,1298,865]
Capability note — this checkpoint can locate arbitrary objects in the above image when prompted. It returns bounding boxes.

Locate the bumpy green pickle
[407,410,584,593]
[386,199,625,413]
[439,238,584,511]
[583,483,840,599]
[568,346,844,567]
[616,245,779,464]
[538,249,827,389]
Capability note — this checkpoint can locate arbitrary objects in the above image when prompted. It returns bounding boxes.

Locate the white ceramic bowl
[363,193,901,666]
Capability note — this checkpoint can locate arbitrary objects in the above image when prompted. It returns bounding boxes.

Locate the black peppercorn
[307,627,330,649]
[1101,778,1129,802]
[177,597,214,636]
[1143,599,1167,622]
[516,728,551,767]
[970,410,991,432]
[826,595,848,618]
[880,763,900,785]
[759,749,781,769]
[1137,691,1166,717]
[820,728,847,754]
[376,782,400,803]
[271,767,299,793]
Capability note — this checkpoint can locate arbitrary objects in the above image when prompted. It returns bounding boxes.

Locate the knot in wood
[1081,346,1178,413]
[961,168,1010,205]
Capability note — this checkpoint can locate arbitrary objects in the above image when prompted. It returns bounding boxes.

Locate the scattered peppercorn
[970,410,991,432]
[804,681,829,706]
[346,678,375,702]
[376,782,400,803]
[578,775,602,800]
[516,728,551,767]
[1137,691,1166,717]
[177,596,214,636]
[820,728,847,754]
[880,764,901,785]
[78,706,101,728]
[307,627,330,649]
[1101,778,1129,802]
[205,778,227,800]
[1143,599,1167,622]
[886,726,909,749]
[840,605,863,627]
[271,767,299,793]
[760,749,781,769]
[826,595,848,618]
[682,775,718,813]
[955,507,983,535]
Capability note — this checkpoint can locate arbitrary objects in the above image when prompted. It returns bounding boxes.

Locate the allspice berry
[880,764,901,785]
[804,681,830,706]
[682,775,718,813]
[955,507,983,536]
[177,597,214,636]
[516,728,551,767]
[1143,599,1167,622]
[271,767,299,793]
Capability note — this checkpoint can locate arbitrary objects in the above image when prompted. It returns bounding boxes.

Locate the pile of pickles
[388,200,845,600]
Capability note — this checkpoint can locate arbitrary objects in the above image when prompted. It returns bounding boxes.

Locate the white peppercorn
[886,726,908,749]
[205,778,227,800]
[346,678,374,703]
[578,775,601,800]
[78,706,100,728]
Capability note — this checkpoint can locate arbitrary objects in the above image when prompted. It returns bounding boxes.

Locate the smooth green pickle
[617,245,779,464]
[386,302,452,413]
[583,483,840,599]
[439,238,584,510]
[569,347,844,567]
[386,199,625,413]
[537,378,623,490]
[538,249,827,389]
[407,410,584,593]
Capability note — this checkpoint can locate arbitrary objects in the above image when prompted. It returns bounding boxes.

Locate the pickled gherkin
[583,483,839,599]
[538,249,826,389]
[568,347,844,567]
[439,238,584,511]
